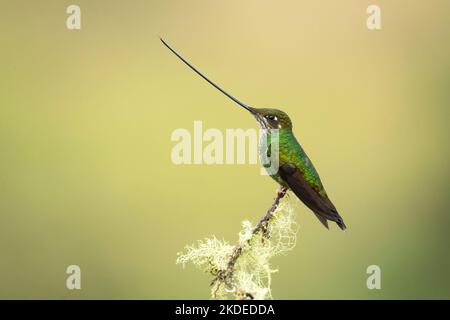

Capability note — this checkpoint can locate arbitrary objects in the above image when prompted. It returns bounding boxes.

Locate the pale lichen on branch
[176,188,299,300]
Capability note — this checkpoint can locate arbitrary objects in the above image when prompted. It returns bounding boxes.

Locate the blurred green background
[0,0,449,299]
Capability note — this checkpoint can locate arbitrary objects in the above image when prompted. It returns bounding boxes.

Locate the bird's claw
[277,186,287,198]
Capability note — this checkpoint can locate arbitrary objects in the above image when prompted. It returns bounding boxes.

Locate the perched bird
[161,38,346,230]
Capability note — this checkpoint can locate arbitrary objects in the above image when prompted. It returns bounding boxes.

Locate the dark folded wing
[278,163,346,230]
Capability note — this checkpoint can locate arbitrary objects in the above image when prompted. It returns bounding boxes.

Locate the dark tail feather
[313,212,329,229]
[336,215,347,230]
[314,211,346,231]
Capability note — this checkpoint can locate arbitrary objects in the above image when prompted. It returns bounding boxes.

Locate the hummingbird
[161,38,346,230]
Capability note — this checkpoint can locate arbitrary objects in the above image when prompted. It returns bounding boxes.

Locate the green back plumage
[262,129,327,198]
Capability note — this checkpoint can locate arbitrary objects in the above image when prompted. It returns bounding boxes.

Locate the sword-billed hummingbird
[161,38,346,230]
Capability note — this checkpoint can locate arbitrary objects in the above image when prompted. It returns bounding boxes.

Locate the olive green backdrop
[1,0,449,299]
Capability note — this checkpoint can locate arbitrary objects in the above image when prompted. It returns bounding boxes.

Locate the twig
[212,186,287,297]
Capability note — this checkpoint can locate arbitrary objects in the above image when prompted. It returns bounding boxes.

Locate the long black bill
[160,38,255,113]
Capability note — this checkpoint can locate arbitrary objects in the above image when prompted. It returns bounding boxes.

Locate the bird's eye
[266,115,277,121]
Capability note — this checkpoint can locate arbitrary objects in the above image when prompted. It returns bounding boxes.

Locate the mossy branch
[212,187,287,296]
[176,187,299,300]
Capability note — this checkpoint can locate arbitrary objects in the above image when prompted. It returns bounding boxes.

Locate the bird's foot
[277,186,287,198]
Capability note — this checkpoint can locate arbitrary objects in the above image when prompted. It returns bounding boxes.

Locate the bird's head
[248,108,293,131]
